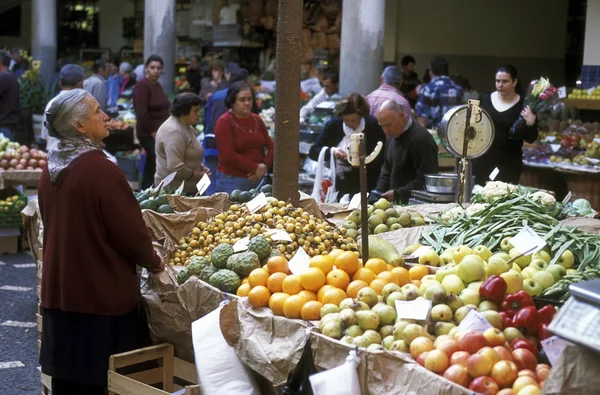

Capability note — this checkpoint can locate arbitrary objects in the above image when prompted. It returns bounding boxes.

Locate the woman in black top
[473,65,538,185]
[309,93,386,200]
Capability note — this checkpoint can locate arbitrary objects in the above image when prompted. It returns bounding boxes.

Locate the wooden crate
[108,344,201,395]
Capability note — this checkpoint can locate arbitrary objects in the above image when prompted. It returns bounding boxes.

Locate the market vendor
[214,81,274,194]
[472,65,538,185]
[118,62,137,95]
[309,93,386,200]
[155,93,211,194]
[376,100,438,203]
[299,70,339,123]
[39,89,163,394]
[199,59,228,102]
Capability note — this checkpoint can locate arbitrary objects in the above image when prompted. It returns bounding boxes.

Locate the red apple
[28,159,38,168]
[21,152,30,160]
[512,349,537,371]
[460,331,489,354]
[38,159,47,168]
[535,365,550,382]
[518,370,536,378]
[484,328,506,347]
[15,164,24,170]
[3,151,11,160]
[491,360,519,388]
[18,158,27,167]
[434,335,453,348]
[450,351,470,367]
[498,390,517,395]
[478,347,501,366]
[416,351,428,366]
[494,346,514,361]
[19,145,28,153]
[9,158,18,167]
[467,353,493,377]
[0,159,8,169]
[410,336,434,359]
[443,364,470,387]
[436,338,461,358]
[516,384,540,395]
[512,376,538,392]
[424,349,449,374]
[469,376,499,395]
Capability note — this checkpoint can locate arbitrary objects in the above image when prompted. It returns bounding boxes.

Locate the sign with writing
[541,335,566,366]
[196,174,211,196]
[458,309,494,333]
[288,247,310,275]
[268,229,293,242]
[394,299,432,321]
[509,225,547,255]
[232,237,249,252]
[489,167,500,181]
[246,192,268,214]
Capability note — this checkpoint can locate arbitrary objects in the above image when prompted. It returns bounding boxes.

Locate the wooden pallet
[108,343,201,395]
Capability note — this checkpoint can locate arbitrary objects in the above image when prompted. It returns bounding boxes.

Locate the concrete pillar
[144,0,176,94]
[584,1,600,65]
[339,0,385,95]
[31,0,57,91]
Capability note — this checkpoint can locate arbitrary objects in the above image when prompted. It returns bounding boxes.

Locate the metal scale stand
[438,99,495,203]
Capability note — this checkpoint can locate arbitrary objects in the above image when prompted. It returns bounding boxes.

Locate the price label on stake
[489,167,500,181]
[232,237,249,252]
[162,172,177,187]
[541,335,567,366]
[175,180,185,195]
[558,86,567,99]
[458,309,493,333]
[195,174,211,195]
[267,229,293,242]
[509,225,547,255]
[288,247,310,275]
[543,136,556,143]
[246,192,268,213]
[394,299,432,321]
[550,144,561,153]
[348,192,368,210]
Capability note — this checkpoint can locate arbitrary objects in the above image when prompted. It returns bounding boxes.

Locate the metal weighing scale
[548,279,600,354]
[409,189,456,205]
[435,99,495,203]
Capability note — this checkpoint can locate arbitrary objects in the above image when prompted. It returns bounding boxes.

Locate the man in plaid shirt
[416,57,463,128]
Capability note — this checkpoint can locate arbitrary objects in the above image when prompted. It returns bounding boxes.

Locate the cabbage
[572,199,595,216]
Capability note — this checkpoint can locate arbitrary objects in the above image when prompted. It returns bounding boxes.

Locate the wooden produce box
[108,344,200,395]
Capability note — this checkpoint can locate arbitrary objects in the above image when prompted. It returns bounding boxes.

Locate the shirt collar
[403,116,413,132]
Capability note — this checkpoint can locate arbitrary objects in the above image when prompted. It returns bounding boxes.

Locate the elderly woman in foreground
[38,89,163,394]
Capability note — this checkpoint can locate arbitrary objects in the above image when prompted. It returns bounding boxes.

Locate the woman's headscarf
[44,89,101,183]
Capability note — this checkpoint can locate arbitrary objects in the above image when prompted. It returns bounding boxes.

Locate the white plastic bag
[192,302,260,395]
[309,349,361,395]
[311,147,338,203]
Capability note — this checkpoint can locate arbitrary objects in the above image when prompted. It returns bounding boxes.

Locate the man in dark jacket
[0,51,20,141]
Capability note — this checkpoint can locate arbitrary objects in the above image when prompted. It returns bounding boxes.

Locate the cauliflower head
[530,191,556,205]
[465,203,489,216]
[441,206,466,222]
[480,181,518,202]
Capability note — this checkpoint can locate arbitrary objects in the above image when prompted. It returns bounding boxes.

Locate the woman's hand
[333,148,347,159]
[255,163,268,179]
[521,106,536,126]
[149,261,165,273]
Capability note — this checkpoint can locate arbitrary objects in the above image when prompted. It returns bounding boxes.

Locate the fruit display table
[0,169,42,189]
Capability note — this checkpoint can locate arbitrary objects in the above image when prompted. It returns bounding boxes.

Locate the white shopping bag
[309,349,361,395]
[192,302,260,395]
[311,146,338,203]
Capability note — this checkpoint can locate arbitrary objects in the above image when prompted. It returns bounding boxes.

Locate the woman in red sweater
[215,81,274,193]
[39,89,163,394]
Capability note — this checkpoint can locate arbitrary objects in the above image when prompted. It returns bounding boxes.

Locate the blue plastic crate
[116,156,140,182]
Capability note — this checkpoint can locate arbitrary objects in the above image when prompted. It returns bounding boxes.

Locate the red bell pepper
[501,291,535,318]
[537,305,557,325]
[512,305,540,335]
[537,323,553,343]
[499,311,513,329]
[479,275,507,304]
[511,337,539,358]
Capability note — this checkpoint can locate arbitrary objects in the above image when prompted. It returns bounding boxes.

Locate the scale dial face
[438,105,495,159]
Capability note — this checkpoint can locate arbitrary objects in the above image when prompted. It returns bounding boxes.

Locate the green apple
[402,243,421,255]
[479,300,499,312]
[500,237,514,252]
[467,281,484,292]
[419,279,439,295]
[557,249,575,269]
[529,258,549,271]
[532,250,552,264]
[421,274,437,282]
[445,293,464,311]
[424,282,447,305]
[532,270,555,289]
[523,278,543,296]
[418,251,440,267]
[500,270,523,294]
[441,274,465,295]
[546,264,567,281]
[459,288,480,306]
[434,322,456,336]
[439,251,454,266]
[454,305,477,324]
[493,252,511,262]
[457,255,485,283]
[480,310,503,329]
[521,267,539,279]
[503,327,525,343]
[473,245,493,261]
[452,245,474,264]
[373,197,391,211]
[485,255,510,276]
[431,304,453,322]
[509,248,532,269]
[435,267,457,282]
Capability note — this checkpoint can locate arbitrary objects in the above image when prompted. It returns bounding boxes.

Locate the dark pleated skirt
[40,303,152,387]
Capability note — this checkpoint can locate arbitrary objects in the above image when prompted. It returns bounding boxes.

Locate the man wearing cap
[41,64,86,151]
[366,66,412,118]
[83,59,108,111]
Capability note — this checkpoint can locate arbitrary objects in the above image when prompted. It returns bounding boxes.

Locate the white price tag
[394,299,432,321]
[541,335,566,366]
[195,174,211,195]
[587,157,600,165]
[509,225,546,255]
[246,192,268,214]
[558,86,567,99]
[458,310,493,333]
[594,138,600,143]
[175,180,185,195]
[348,192,368,210]
[411,246,435,258]
[550,144,561,153]
[162,172,178,187]
[232,237,249,252]
[543,136,556,143]
[300,77,322,95]
[489,167,500,181]
[260,80,276,92]
[288,247,310,275]
[267,229,293,242]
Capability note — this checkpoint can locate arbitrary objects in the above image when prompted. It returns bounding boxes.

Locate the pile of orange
[238,248,415,322]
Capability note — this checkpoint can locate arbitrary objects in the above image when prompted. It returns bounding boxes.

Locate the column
[584,1,600,66]
[31,0,57,90]
[144,0,176,94]
[339,0,385,95]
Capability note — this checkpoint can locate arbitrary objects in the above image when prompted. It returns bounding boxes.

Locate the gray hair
[379,99,404,114]
[119,62,133,74]
[45,89,92,139]
[381,66,403,86]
